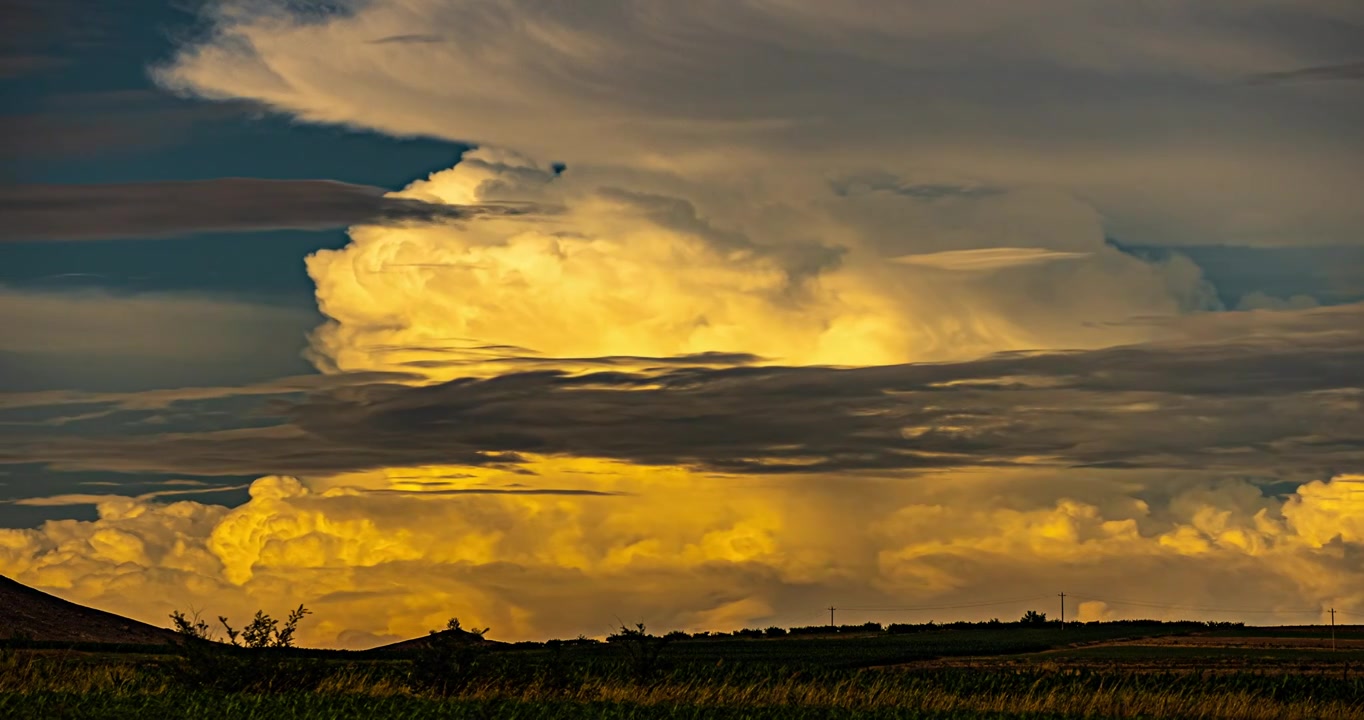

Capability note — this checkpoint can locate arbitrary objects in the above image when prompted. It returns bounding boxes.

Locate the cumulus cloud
[0,179,552,242]
[1,467,1360,646]
[297,152,1220,380]
[155,0,1364,246]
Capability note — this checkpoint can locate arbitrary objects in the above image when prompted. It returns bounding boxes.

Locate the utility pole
[1059,592,1066,629]
[1330,608,1336,651]
[828,606,836,628]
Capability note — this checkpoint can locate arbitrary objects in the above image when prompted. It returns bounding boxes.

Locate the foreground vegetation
[3,615,1361,719]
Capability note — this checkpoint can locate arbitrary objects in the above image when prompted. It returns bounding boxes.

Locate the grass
[0,693,1169,720]
[3,624,1362,719]
[1050,645,1364,663]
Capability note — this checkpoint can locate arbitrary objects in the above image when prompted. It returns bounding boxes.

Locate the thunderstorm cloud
[1,0,1361,647]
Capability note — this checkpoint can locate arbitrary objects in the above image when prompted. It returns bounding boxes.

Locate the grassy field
[3,623,1362,719]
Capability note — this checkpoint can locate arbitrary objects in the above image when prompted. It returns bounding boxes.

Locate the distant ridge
[370,626,501,652]
[0,575,177,645]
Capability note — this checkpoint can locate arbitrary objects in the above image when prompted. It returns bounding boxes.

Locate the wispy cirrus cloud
[0,179,555,242]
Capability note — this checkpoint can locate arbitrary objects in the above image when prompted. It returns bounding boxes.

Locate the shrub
[606,623,671,682]
[406,618,490,697]
[166,605,320,692]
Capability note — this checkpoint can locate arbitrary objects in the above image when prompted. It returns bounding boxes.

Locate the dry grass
[3,647,1360,720]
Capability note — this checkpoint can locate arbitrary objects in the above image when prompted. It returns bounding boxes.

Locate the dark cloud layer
[3,306,1360,481]
[1250,60,1364,84]
[0,91,250,161]
[369,34,445,45]
[0,179,553,242]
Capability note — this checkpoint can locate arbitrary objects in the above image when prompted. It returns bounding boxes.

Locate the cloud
[1,467,1359,646]
[0,54,67,78]
[1250,60,1364,84]
[1235,291,1321,312]
[4,303,1360,481]
[0,179,553,242]
[0,0,105,79]
[0,286,334,393]
[0,287,316,358]
[369,34,444,45]
[0,91,250,160]
[892,248,1090,272]
[155,0,1364,246]
[296,152,1219,382]
[4,0,1361,647]
[5,484,250,506]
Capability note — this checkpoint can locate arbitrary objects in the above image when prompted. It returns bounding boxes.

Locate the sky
[0,0,1362,649]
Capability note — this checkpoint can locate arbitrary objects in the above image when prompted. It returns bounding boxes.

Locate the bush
[166,605,320,692]
[406,618,490,697]
[606,623,671,682]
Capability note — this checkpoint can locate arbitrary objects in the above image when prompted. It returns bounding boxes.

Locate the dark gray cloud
[0,91,251,162]
[830,174,1004,200]
[0,178,555,242]
[366,488,623,496]
[369,34,444,45]
[0,0,102,79]
[1250,60,1364,84]
[3,306,1360,481]
[0,54,67,78]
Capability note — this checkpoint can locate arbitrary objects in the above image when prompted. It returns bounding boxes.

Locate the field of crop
[4,624,1362,719]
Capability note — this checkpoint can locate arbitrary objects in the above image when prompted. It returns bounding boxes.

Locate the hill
[0,575,177,645]
[369,626,500,652]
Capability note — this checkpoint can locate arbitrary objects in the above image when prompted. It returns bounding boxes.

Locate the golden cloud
[3,464,1359,647]
[302,151,1212,380]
